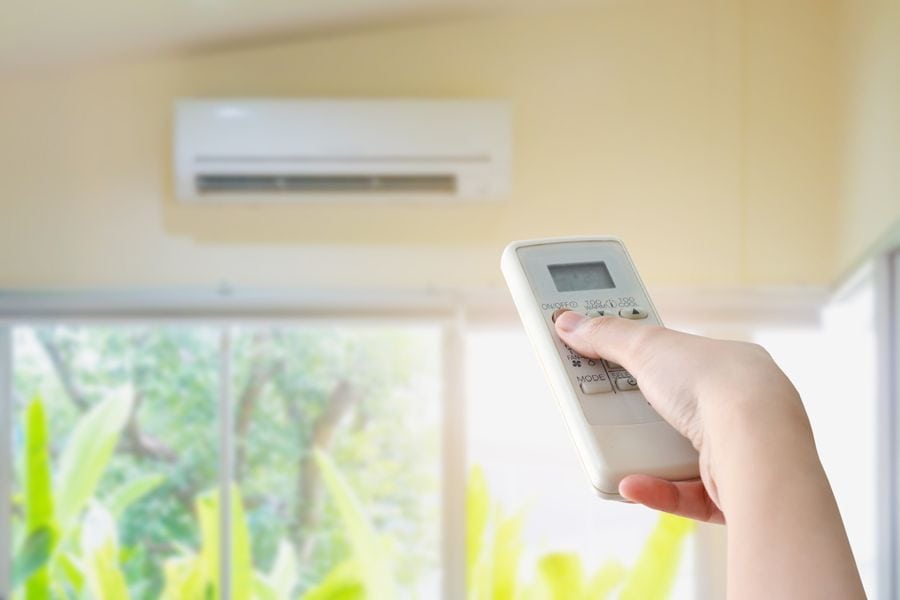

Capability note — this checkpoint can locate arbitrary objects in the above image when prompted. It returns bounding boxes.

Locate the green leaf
[23,397,56,598]
[104,473,165,518]
[11,527,55,589]
[55,391,133,529]
[490,512,524,600]
[466,464,526,600]
[24,399,54,531]
[314,449,396,599]
[251,574,280,600]
[56,553,86,596]
[80,503,130,600]
[618,513,694,600]
[268,539,299,596]
[195,486,254,600]
[230,485,254,600]
[160,555,207,600]
[584,560,627,599]
[196,489,220,598]
[534,553,584,599]
[466,465,490,590]
[299,560,364,600]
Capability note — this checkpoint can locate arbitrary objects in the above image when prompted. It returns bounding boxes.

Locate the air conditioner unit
[174,99,511,202]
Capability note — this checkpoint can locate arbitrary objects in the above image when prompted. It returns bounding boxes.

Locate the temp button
[619,307,648,319]
[580,380,613,394]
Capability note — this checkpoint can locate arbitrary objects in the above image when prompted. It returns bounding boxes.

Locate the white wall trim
[0,284,827,327]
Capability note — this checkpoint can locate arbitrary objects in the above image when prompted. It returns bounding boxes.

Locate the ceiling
[0,0,590,73]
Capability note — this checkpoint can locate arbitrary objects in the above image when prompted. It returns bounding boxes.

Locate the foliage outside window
[9,325,441,599]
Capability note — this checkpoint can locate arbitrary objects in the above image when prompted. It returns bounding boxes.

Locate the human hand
[553,310,813,523]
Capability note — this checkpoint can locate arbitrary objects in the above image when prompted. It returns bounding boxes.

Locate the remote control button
[604,359,624,371]
[580,380,613,394]
[551,307,573,322]
[615,376,639,391]
[619,307,648,319]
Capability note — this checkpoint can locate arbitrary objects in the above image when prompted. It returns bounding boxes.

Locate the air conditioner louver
[196,174,457,194]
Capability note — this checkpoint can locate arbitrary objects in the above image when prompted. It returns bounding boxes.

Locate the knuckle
[582,315,614,337]
[626,325,665,367]
[736,341,774,364]
[578,317,671,373]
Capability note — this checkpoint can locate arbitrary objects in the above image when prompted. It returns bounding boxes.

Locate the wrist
[702,390,821,512]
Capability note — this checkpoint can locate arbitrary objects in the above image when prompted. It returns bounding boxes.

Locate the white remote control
[501,236,699,500]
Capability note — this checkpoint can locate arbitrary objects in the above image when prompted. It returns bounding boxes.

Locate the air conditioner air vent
[196,174,456,194]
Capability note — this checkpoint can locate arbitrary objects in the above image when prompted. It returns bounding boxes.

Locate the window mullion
[441,311,466,600]
[875,251,899,600]
[0,327,11,598]
[219,327,234,600]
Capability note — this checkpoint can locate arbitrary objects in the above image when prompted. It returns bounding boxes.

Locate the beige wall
[0,0,842,290]
[836,0,900,274]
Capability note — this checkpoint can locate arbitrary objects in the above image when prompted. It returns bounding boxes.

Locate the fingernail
[555,310,586,333]
[618,482,636,503]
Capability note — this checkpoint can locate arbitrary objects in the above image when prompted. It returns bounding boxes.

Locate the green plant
[13,393,160,600]
[14,326,440,597]
[618,513,694,599]
[299,449,398,600]
[158,449,396,600]
[159,485,255,600]
[13,389,693,600]
[466,465,694,600]
[19,398,56,598]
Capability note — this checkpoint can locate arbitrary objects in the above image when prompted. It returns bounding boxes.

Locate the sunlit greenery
[10,324,692,600]
[466,466,693,600]
[11,325,440,599]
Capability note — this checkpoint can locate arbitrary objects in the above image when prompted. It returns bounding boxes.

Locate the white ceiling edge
[0,0,606,75]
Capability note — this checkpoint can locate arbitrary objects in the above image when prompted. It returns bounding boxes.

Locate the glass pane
[465,327,696,599]
[231,324,442,598]
[10,325,219,599]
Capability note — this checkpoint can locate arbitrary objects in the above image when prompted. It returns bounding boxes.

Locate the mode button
[581,380,613,394]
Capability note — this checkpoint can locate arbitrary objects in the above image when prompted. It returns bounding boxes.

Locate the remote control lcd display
[548,261,615,292]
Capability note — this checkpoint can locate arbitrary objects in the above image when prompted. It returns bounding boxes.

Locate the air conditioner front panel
[174,99,511,202]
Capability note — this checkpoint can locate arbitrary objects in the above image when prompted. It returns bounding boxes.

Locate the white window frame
[0,284,835,600]
[0,288,477,600]
[874,248,900,600]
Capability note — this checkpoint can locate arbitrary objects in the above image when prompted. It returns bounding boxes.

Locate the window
[3,319,444,599]
[2,282,886,599]
[465,326,697,599]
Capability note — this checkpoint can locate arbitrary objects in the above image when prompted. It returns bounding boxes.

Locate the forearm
[709,398,865,599]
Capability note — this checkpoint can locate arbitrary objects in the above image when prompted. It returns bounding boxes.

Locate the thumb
[553,310,663,373]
